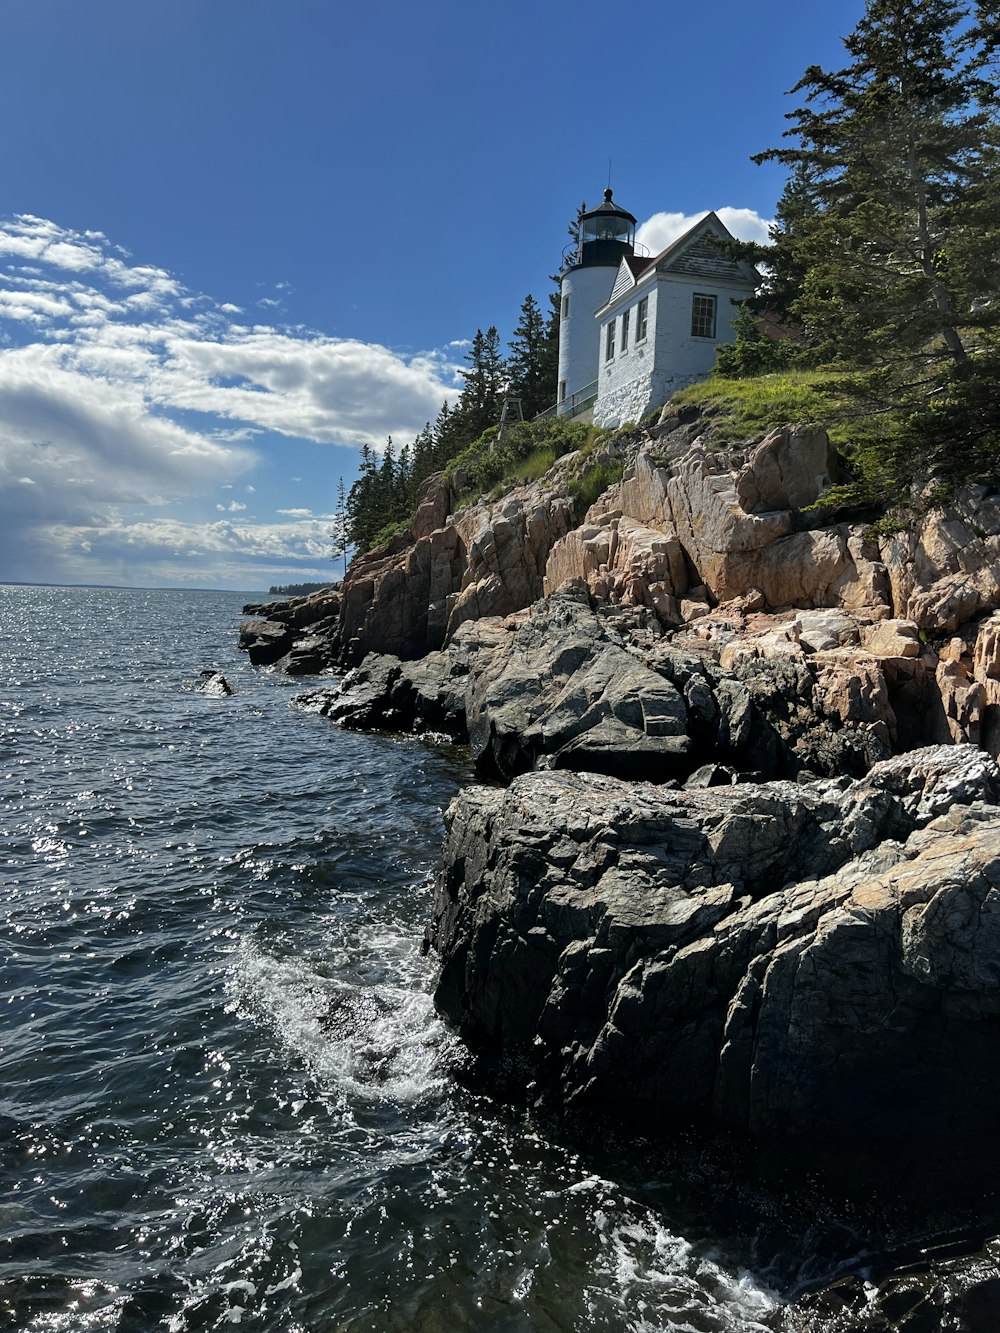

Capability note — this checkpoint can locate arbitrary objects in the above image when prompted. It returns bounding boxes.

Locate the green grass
[671,369,846,444]
[569,458,625,516]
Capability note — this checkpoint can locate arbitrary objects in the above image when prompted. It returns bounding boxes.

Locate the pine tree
[755,0,999,368]
[506,294,552,419]
[454,326,507,441]
[332,476,348,578]
[753,0,1000,496]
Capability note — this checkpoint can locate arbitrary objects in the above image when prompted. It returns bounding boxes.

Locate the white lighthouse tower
[556,189,637,416]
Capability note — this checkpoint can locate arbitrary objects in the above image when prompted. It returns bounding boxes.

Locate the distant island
[267,581,336,596]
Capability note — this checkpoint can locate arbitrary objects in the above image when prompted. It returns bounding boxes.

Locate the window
[691,293,717,338]
[636,296,648,342]
[605,320,616,361]
[562,294,570,319]
[559,380,567,402]
[621,308,630,350]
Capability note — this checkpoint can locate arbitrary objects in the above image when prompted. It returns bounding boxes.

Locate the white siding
[557,265,620,413]
[594,273,752,428]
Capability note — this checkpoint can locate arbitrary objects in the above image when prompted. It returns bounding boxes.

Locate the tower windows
[562,294,570,319]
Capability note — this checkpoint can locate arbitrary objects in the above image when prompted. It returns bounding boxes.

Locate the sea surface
[0,584,845,1332]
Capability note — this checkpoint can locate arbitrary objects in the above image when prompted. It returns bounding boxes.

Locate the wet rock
[426,745,1000,1197]
[238,617,296,666]
[197,671,233,696]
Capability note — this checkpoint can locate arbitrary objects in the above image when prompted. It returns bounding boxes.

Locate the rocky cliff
[240,407,1000,1215]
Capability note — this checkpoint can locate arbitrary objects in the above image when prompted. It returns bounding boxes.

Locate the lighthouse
[556,189,637,416]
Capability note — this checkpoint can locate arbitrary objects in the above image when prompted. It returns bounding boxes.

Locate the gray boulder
[426,745,1000,1194]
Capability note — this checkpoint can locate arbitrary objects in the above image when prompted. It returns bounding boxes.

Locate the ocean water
[0,584,794,1332]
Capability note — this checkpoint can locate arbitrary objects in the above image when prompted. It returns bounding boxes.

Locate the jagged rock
[861,617,921,658]
[880,488,1000,633]
[238,617,296,666]
[333,472,579,665]
[462,591,691,781]
[426,746,1000,1194]
[197,670,233,696]
[242,585,341,629]
[238,587,341,673]
[793,608,860,652]
[733,425,839,514]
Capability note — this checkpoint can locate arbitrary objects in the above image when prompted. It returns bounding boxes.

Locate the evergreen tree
[506,294,552,419]
[752,0,1000,496]
[454,326,507,440]
[755,0,999,367]
[332,476,348,578]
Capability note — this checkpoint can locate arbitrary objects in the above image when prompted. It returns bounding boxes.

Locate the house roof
[595,211,759,319]
[624,254,654,279]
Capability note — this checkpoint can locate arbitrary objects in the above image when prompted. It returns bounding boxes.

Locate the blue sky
[0,0,865,591]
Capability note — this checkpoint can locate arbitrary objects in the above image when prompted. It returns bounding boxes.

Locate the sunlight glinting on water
[0,585,785,1332]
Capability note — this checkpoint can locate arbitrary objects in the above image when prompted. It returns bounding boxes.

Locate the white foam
[230,923,456,1106]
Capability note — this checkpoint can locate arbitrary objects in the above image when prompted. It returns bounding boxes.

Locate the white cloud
[277,507,312,517]
[636,206,772,256]
[0,212,466,586]
[216,500,248,512]
[31,514,339,590]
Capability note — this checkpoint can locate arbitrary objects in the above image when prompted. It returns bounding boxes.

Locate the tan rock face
[811,649,896,743]
[879,488,1000,633]
[334,471,579,665]
[332,431,1000,772]
[860,618,921,658]
[734,426,838,514]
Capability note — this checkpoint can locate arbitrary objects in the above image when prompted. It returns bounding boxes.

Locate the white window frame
[605,320,616,362]
[636,296,648,342]
[621,308,630,352]
[691,293,717,339]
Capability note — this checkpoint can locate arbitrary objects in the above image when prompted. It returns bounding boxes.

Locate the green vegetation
[339,290,564,557]
[570,458,625,516]
[268,581,334,596]
[673,371,848,444]
[673,369,904,510]
[447,416,595,499]
[720,0,999,511]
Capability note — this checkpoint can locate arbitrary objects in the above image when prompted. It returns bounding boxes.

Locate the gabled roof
[596,211,759,319]
[606,253,653,305]
[650,210,728,272]
[624,254,654,279]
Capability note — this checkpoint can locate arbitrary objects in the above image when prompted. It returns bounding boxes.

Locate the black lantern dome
[574,189,637,267]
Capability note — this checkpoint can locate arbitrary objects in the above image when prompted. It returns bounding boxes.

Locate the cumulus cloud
[0,213,465,586]
[35,514,339,590]
[636,206,773,256]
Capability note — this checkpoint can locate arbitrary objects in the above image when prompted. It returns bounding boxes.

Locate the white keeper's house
[555,189,758,428]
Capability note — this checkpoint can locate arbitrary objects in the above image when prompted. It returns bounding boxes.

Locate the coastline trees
[739,0,1000,501]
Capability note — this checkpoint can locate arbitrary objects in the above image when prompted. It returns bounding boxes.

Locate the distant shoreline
[0,580,268,596]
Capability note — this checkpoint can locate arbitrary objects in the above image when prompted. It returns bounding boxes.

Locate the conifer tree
[332,476,348,578]
[455,326,506,440]
[753,0,1000,495]
[756,0,999,367]
[506,294,552,419]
